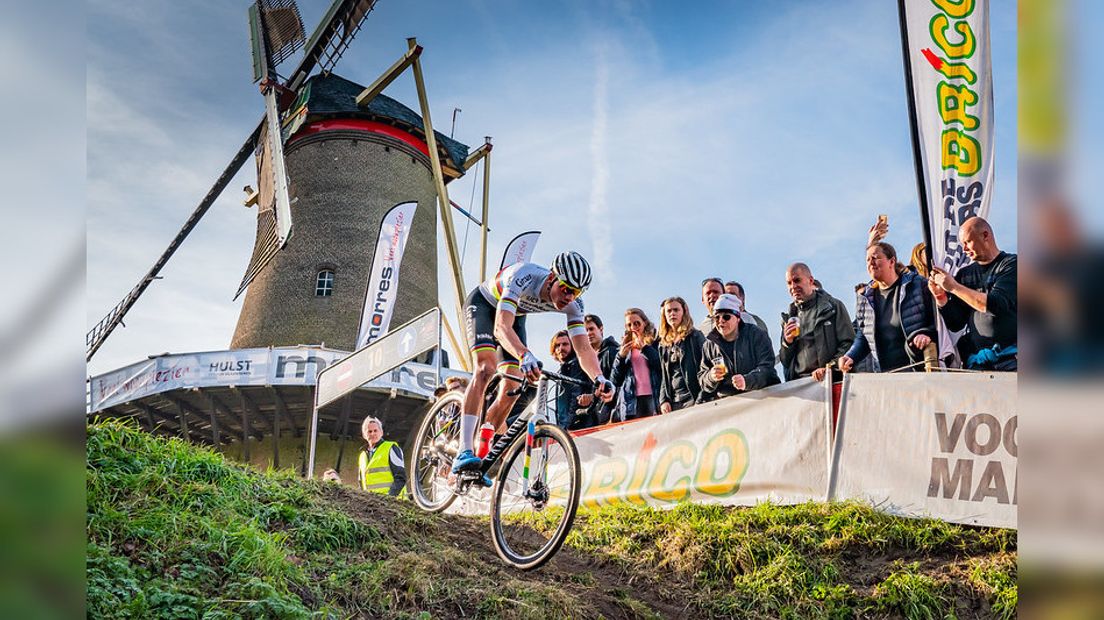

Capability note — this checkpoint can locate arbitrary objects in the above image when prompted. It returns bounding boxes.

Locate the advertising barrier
[828,372,1016,528]
[447,379,829,516]
[88,346,462,412]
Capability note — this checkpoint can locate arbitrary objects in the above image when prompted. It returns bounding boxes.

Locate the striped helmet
[551,251,592,292]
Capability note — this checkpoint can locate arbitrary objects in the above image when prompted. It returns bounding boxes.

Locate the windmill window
[315,269,335,297]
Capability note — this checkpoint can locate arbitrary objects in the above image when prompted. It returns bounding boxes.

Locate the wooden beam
[231,389,272,438]
[354,44,422,107]
[160,394,211,444]
[203,392,220,446]
[272,387,298,438]
[198,390,244,444]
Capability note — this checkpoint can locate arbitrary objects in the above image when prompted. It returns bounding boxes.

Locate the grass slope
[87,419,1016,619]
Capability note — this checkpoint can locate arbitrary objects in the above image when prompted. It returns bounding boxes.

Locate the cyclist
[453,251,615,484]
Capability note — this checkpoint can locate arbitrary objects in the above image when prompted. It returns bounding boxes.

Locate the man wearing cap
[697,294,780,402]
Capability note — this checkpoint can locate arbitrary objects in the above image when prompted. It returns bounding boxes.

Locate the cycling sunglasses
[557,278,585,297]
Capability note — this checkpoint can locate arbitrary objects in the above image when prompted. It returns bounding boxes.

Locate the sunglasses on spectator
[712,311,737,323]
[701,277,723,287]
[557,279,584,296]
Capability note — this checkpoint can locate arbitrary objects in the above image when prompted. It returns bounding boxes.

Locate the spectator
[698,294,779,402]
[575,314,619,428]
[910,242,929,278]
[656,296,706,412]
[550,330,590,428]
[928,216,1017,370]
[839,242,937,373]
[610,308,662,420]
[780,262,856,381]
[724,280,770,334]
[356,416,406,497]
[444,375,469,393]
[696,277,725,334]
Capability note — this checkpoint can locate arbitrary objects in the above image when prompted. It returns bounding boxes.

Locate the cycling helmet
[550,251,592,292]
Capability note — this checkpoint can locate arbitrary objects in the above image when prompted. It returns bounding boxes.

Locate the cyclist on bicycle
[453,251,615,483]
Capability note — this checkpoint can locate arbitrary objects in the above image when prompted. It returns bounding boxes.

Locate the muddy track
[322,484,694,619]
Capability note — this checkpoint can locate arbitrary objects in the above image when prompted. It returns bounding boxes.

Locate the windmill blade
[292,0,378,85]
[87,0,379,362]
[86,125,263,362]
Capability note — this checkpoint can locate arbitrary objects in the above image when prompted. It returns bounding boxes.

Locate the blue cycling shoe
[474,473,493,488]
[451,449,483,474]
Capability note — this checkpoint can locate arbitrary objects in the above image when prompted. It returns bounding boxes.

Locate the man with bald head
[780,262,855,381]
[929,216,1017,369]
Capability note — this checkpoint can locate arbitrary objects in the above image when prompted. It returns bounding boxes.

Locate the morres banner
[899,0,995,274]
[356,201,418,348]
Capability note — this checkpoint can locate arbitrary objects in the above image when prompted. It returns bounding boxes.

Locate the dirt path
[322,485,694,619]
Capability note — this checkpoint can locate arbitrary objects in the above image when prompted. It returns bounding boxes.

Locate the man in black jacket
[698,294,779,402]
[780,262,855,381]
[929,216,1017,369]
[571,314,619,428]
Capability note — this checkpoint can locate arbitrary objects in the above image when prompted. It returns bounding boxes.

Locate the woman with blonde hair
[609,308,662,420]
[657,296,706,412]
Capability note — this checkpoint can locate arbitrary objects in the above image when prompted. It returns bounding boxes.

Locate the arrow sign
[316,307,441,409]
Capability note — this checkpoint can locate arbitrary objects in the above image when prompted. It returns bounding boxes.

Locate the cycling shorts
[464,288,527,370]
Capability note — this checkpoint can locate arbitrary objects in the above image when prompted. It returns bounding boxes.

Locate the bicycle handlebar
[498,367,592,397]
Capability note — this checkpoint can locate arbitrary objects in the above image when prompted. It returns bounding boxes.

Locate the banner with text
[902,0,994,273]
[446,379,829,516]
[499,230,540,270]
[902,0,995,360]
[357,201,418,348]
[828,372,1016,528]
[89,347,464,412]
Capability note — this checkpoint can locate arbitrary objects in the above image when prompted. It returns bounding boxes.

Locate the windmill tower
[230,73,469,351]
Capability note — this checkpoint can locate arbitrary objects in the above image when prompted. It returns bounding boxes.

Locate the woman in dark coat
[656,296,706,412]
[610,307,662,420]
[840,242,937,373]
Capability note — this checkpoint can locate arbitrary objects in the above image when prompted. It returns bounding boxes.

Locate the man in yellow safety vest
[357,416,407,497]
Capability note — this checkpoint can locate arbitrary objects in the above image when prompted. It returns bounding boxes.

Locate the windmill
[87,0,500,479]
[85,0,379,362]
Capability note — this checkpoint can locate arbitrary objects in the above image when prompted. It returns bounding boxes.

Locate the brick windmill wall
[231,74,469,351]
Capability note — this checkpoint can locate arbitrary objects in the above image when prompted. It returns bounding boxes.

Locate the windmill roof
[297,73,470,171]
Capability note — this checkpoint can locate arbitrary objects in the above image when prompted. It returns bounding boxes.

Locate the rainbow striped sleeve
[498,297,519,314]
[566,319,586,338]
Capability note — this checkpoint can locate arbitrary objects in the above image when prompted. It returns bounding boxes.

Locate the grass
[87,418,1017,618]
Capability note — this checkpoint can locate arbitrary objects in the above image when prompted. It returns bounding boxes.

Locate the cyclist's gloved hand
[519,351,542,379]
[594,375,615,403]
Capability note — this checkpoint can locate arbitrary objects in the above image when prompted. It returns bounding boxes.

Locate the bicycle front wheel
[489,424,581,570]
[407,392,462,513]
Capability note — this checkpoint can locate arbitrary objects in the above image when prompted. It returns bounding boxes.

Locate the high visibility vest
[358,441,398,494]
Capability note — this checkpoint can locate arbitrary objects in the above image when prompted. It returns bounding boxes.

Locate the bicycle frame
[478,372,552,498]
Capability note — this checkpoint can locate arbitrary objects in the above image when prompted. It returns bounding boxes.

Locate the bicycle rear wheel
[490,424,581,570]
[407,392,463,513]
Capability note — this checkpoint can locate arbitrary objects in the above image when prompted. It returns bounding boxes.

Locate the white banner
[357,201,418,348]
[88,347,464,412]
[829,372,1016,528]
[901,0,994,360]
[446,379,829,516]
[499,230,540,270]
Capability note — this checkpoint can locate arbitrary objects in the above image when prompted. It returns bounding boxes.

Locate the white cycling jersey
[478,262,587,337]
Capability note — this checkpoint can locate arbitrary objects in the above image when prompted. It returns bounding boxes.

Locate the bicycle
[407,367,586,570]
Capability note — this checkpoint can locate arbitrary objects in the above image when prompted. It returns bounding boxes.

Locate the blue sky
[87,0,1018,376]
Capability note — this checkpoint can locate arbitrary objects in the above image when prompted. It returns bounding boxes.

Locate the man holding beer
[697,294,779,403]
[780,262,855,381]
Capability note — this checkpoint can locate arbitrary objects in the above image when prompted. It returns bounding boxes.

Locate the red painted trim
[288,118,430,158]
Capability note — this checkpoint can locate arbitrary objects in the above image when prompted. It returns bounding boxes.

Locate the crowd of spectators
[537,215,1017,432]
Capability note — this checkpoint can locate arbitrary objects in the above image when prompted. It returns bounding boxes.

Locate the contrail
[587,44,614,281]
